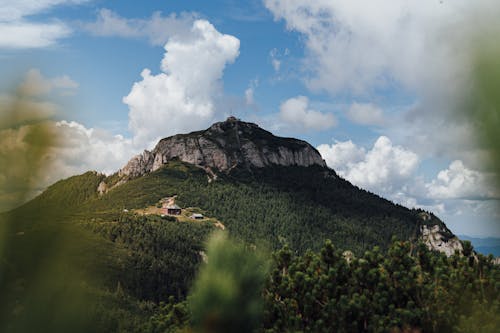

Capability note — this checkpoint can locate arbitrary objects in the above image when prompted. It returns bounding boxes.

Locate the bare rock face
[119,117,327,178]
[97,181,108,195]
[421,224,464,257]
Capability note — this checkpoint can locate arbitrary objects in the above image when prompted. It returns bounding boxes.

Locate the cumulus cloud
[426,160,498,200]
[0,0,86,48]
[0,120,135,211]
[347,102,384,126]
[83,9,196,46]
[1,17,240,210]
[123,19,240,147]
[319,136,418,194]
[317,136,499,237]
[280,95,336,131]
[317,140,365,172]
[318,136,496,201]
[264,0,500,167]
[263,0,497,95]
[52,121,134,176]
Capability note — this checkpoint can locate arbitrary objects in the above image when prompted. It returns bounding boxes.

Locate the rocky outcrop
[97,181,108,195]
[421,224,463,256]
[119,117,326,178]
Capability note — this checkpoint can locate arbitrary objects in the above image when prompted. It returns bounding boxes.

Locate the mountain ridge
[10,117,464,256]
[118,117,326,180]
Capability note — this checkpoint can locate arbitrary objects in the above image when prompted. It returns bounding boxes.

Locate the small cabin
[190,213,204,220]
[166,204,182,215]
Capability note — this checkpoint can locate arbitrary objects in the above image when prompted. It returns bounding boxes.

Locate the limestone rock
[97,181,108,195]
[420,224,463,257]
[119,117,327,178]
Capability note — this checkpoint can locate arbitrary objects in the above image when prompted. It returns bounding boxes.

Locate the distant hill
[459,235,500,256]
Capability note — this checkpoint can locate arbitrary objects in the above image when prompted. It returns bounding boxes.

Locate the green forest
[25,160,441,253]
[1,161,499,332]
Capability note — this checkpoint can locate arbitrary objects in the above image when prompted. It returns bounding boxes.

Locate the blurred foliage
[455,41,500,239]
[188,232,269,333]
[0,91,98,332]
[472,44,500,181]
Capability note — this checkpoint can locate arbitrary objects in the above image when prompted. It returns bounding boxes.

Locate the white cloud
[0,120,135,211]
[123,19,240,147]
[280,95,336,131]
[317,135,500,237]
[270,48,281,71]
[317,140,364,171]
[426,160,498,200]
[269,47,290,72]
[264,0,500,167]
[1,17,241,210]
[0,1,87,21]
[347,102,384,126]
[318,136,419,195]
[0,0,86,49]
[83,9,197,46]
[245,88,254,105]
[0,22,71,49]
[263,0,496,95]
[244,79,258,106]
[53,120,135,176]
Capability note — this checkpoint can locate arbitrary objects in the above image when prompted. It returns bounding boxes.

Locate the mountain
[2,117,477,331]
[118,116,326,180]
[16,117,462,256]
[459,235,500,256]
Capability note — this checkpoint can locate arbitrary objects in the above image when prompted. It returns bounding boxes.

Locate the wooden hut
[166,204,181,215]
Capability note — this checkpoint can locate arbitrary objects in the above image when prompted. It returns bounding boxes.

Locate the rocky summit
[119,117,326,178]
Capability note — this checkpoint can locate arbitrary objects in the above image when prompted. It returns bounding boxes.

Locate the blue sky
[1,0,499,238]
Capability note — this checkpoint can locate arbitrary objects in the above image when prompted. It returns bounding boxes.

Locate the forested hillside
[1,160,498,332]
[20,161,443,252]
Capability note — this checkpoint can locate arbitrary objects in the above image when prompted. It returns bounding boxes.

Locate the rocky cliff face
[420,224,464,256]
[119,117,326,178]
[417,211,463,256]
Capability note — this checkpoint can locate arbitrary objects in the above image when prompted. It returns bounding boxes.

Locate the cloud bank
[280,96,336,131]
[264,0,500,163]
[0,0,87,48]
[83,9,197,46]
[317,136,499,236]
[123,19,240,148]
